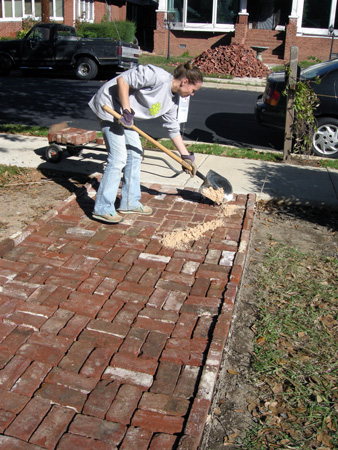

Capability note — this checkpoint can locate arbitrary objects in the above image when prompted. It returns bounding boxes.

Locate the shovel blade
[200,169,233,201]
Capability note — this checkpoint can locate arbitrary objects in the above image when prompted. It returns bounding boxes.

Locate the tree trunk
[41,0,50,23]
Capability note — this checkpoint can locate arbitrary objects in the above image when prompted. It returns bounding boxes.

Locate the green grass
[142,138,283,162]
[241,243,338,449]
[0,124,49,137]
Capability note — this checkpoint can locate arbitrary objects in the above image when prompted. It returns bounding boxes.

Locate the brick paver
[0,180,255,449]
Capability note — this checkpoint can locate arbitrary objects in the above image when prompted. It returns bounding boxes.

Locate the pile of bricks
[0,181,255,449]
[193,44,271,78]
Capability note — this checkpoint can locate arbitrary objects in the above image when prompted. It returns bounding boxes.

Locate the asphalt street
[0,72,284,151]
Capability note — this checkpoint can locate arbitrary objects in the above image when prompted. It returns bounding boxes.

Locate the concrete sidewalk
[1,132,338,207]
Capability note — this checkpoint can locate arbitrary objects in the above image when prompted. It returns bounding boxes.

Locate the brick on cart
[48,128,97,146]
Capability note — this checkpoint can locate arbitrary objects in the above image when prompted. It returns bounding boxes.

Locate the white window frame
[169,0,237,32]
[297,0,338,36]
[0,0,63,21]
[77,0,94,23]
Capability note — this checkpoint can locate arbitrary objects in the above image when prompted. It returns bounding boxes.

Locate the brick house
[154,0,338,65]
[1,0,338,65]
[0,0,128,37]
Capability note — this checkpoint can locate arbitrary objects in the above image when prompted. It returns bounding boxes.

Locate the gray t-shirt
[88,64,181,139]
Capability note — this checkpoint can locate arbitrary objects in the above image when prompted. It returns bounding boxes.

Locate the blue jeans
[94,121,143,215]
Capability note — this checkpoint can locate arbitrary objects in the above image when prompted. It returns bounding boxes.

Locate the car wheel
[312,117,338,158]
[75,57,98,81]
[0,55,12,76]
[45,144,62,163]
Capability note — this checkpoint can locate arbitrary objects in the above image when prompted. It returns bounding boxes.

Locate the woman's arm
[171,134,190,156]
[117,76,132,111]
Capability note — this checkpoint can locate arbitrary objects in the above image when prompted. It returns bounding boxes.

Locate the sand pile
[161,202,239,250]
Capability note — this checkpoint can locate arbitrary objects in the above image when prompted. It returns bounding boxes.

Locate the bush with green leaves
[76,21,136,43]
[16,17,38,39]
[292,77,320,154]
[284,65,320,155]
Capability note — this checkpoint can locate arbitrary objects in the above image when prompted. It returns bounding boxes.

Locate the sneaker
[119,205,153,215]
[92,212,124,223]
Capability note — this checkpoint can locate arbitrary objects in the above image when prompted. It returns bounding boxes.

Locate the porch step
[244,29,286,66]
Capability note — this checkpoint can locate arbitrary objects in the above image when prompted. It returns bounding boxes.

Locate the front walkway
[0,181,255,449]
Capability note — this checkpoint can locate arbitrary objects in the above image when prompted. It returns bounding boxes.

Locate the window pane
[25,0,32,14]
[55,0,63,16]
[187,0,212,23]
[302,0,331,28]
[5,0,12,16]
[217,0,239,24]
[35,0,41,16]
[15,0,22,16]
[170,0,183,22]
[334,3,338,28]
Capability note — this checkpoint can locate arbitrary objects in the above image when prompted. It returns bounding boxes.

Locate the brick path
[0,180,255,450]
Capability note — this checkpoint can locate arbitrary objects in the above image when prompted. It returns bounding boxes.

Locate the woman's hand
[182,153,197,176]
[118,109,135,128]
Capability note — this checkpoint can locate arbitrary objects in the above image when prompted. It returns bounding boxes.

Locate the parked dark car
[255,59,338,158]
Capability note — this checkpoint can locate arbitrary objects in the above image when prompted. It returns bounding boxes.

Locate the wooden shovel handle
[102,105,192,171]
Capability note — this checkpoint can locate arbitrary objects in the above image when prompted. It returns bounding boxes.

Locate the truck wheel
[0,55,12,76]
[45,144,62,163]
[75,57,98,80]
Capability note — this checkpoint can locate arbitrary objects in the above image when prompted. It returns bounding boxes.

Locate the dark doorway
[126,2,157,52]
[247,0,292,29]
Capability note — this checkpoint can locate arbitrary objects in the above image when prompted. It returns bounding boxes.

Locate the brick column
[153,11,166,56]
[63,0,74,26]
[232,13,248,45]
[284,17,297,61]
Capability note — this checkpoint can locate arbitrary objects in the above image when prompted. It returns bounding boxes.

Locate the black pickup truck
[0,23,139,80]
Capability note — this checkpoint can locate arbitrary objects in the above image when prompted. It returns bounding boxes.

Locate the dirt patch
[201,201,338,449]
[1,169,337,448]
[0,168,92,243]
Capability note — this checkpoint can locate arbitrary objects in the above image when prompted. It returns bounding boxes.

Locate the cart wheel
[67,145,83,157]
[45,144,62,163]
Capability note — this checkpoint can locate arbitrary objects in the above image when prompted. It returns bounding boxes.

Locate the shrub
[16,17,38,39]
[76,21,136,43]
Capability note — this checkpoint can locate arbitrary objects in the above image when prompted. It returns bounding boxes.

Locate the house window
[168,0,239,29]
[0,0,63,19]
[302,0,331,28]
[168,0,183,22]
[77,0,94,22]
[187,0,212,24]
[299,0,338,34]
[217,0,240,24]
[24,0,31,14]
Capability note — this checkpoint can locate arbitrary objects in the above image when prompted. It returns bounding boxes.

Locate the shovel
[102,105,233,201]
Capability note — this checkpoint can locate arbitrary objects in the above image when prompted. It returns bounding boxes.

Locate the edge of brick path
[0,180,256,449]
[177,193,256,449]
